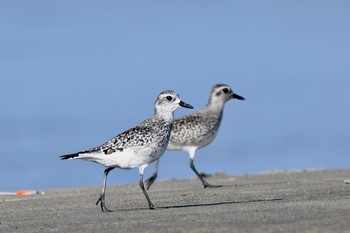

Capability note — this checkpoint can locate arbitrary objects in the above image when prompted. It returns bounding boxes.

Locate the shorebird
[60,90,193,211]
[145,84,244,189]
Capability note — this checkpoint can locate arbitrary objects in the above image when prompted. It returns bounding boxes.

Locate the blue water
[1,1,350,191]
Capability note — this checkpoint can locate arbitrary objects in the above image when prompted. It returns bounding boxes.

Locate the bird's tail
[60,152,80,160]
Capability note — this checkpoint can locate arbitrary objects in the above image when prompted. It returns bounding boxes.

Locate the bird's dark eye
[222,88,229,93]
[166,96,173,101]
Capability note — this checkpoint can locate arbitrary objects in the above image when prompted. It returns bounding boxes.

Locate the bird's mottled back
[83,121,172,155]
[169,113,222,146]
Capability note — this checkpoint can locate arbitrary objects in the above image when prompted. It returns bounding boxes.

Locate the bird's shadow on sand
[158,197,284,209]
[107,197,284,212]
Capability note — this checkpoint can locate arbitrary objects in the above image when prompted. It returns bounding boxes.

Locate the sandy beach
[1,169,350,233]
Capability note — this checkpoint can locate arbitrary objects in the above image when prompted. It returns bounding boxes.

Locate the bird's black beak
[231,93,245,100]
[179,101,194,109]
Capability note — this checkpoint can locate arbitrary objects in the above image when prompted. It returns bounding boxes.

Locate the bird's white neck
[154,108,175,123]
[205,98,225,115]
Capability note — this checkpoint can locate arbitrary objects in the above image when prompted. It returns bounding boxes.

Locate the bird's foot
[96,194,112,212]
[202,180,223,188]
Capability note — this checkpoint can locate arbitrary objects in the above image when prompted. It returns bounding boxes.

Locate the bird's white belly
[81,145,164,169]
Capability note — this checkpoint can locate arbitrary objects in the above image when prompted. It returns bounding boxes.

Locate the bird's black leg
[139,173,156,209]
[96,167,115,212]
[189,158,222,188]
[145,160,159,190]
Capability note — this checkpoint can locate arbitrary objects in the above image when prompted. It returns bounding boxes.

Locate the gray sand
[1,169,350,233]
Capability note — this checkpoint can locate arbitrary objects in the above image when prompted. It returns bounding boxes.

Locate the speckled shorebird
[145,84,244,189]
[60,90,193,211]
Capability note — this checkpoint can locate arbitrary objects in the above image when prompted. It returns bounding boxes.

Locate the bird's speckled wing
[84,124,167,155]
[170,113,220,144]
